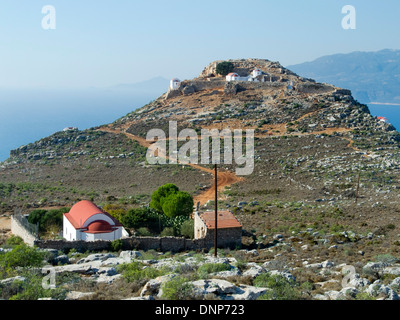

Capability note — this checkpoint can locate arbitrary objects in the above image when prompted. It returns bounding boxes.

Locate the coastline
[369,102,400,106]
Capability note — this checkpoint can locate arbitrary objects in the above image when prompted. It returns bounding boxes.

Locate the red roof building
[226,73,239,81]
[194,210,242,248]
[63,200,123,241]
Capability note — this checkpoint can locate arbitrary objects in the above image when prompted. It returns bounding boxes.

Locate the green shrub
[160,227,175,237]
[197,263,231,278]
[5,235,24,246]
[215,61,234,76]
[120,207,158,230]
[0,244,45,276]
[117,261,168,282]
[110,239,123,252]
[160,276,194,300]
[180,219,194,239]
[6,271,66,300]
[136,227,152,236]
[254,273,300,300]
[27,207,69,232]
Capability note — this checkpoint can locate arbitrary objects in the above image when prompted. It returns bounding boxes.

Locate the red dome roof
[85,220,113,234]
[64,200,122,229]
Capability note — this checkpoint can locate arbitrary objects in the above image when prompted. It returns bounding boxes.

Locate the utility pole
[214,164,218,257]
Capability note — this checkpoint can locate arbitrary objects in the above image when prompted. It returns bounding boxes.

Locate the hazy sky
[0,0,399,88]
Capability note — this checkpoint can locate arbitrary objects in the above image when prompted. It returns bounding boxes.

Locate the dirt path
[98,110,361,205]
[98,125,243,206]
[0,216,11,230]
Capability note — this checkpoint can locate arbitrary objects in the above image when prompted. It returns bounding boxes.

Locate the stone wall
[34,235,219,253]
[203,227,242,249]
[11,215,38,246]
[296,83,336,94]
[13,210,241,252]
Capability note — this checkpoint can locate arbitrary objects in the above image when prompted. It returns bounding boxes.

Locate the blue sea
[0,90,399,163]
[0,88,161,162]
[368,104,400,131]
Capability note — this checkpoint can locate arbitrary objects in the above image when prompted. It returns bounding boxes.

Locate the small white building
[63,200,123,241]
[63,127,78,132]
[170,78,181,90]
[226,73,240,82]
[252,68,262,77]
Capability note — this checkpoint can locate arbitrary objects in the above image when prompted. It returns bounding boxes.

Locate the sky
[0,0,399,89]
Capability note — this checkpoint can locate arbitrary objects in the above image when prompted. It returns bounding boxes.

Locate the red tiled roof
[200,211,242,229]
[64,200,122,229]
[227,73,239,77]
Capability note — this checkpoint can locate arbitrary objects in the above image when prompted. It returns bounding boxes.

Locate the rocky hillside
[2,59,400,301]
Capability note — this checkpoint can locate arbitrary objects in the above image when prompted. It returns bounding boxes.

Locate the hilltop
[2,58,400,271]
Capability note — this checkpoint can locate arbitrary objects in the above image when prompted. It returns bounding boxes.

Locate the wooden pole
[214,163,218,257]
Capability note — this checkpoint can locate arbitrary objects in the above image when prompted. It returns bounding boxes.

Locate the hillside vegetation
[1,58,400,300]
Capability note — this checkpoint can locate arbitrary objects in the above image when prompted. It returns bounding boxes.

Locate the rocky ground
[1,247,400,300]
[1,59,400,301]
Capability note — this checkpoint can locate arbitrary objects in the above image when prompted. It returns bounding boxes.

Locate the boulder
[76,253,116,264]
[269,270,295,282]
[182,85,196,95]
[140,274,177,297]
[49,261,102,275]
[230,285,270,300]
[191,279,238,296]
[124,295,155,300]
[0,276,26,285]
[338,287,359,299]
[348,274,370,289]
[242,263,265,278]
[53,254,70,265]
[119,250,142,262]
[65,291,95,300]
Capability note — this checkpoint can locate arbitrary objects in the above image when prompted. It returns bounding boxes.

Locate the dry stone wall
[34,234,239,253]
[10,215,37,246]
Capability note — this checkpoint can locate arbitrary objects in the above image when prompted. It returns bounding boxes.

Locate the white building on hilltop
[226,68,264,82]
[170,78,181,90]
[226,73,240,81]
[252,68,262,77]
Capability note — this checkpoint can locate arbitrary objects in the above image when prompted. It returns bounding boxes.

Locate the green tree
[150,183,179,213]
[216,61,234,76]
[150,184,193,218]
[120,207,155,229]
[27,209,47,225]
[27,208,69,232]
[161,191,194,218]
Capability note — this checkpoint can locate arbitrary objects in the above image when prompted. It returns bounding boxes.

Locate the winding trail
[98,125,243,206]
[99,108,362,205]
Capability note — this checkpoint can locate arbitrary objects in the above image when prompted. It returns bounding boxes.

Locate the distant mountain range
[287,49,400,105]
